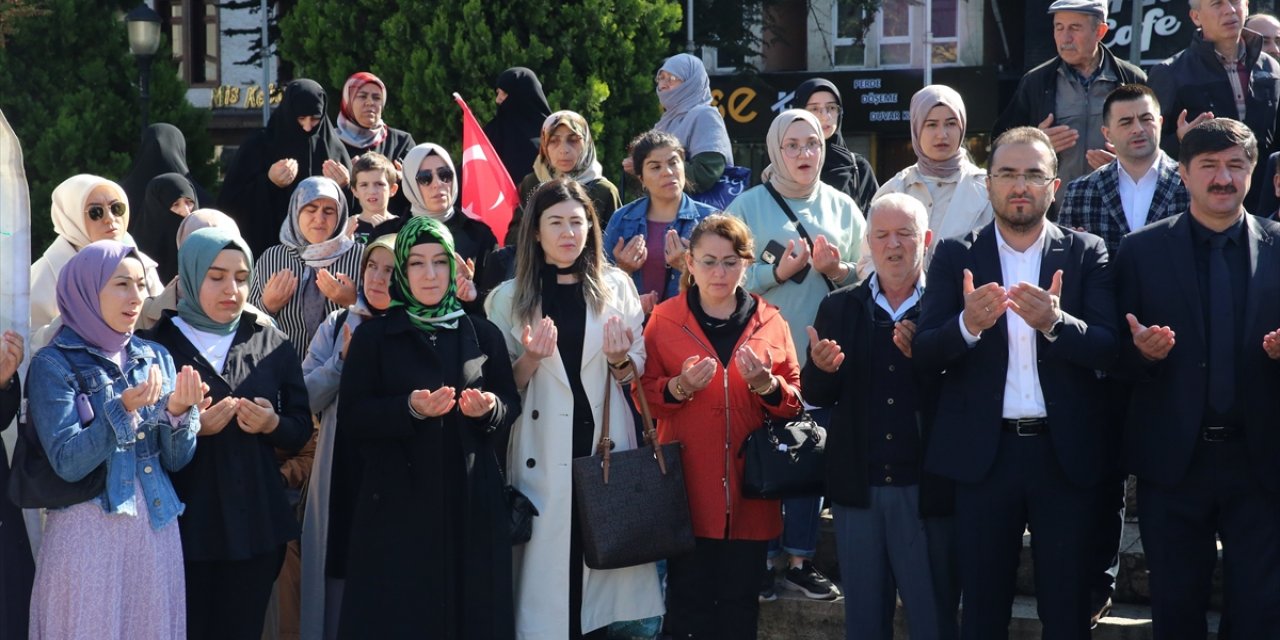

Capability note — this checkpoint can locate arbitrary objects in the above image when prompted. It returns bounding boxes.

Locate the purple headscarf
[56,240,140,352]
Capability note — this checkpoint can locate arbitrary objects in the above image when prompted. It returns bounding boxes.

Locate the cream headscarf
[909,85,969,179]
[762,109,826,199]
[399,143,459,221]
[176,208,241,249]
[51,174,130,249]
[532,111,604,184]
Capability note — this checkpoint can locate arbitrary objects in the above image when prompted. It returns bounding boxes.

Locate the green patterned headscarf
[391,215,465,332]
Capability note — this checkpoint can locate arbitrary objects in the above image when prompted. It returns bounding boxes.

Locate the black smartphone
[761,239,810,284]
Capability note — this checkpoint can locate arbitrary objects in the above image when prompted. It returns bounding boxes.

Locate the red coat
[636,291,803,541]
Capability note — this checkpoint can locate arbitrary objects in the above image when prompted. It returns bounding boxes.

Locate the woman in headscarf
[145,228,312,640]
[484,67,553,183]
[31,174,166,350]
[631,53,734,196]
[298,233,396,640]
[335,217,518,638]
[219,79,353,256]
[401,143,495,306]
[793,78,880,213]
[511,110,621,243]
[141,172,199,282]
[137,208,273,332]
[485,179,662,639]
[334,71,416,217]
[249,176,364,352]
[724,109,864,602]
[26,240,203,639]
[874,85,992,249]
[602,130,716,310]
[121,123,213,256]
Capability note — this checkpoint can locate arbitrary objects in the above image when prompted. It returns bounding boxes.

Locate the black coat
[0,376,33,639]
[801,283,952,517]
[991,44,1147,139]
[335,311,517,639]
[144,314,313,562]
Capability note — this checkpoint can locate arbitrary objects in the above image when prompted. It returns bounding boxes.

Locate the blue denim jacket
[27,327,198,529]
[602,193,718,300]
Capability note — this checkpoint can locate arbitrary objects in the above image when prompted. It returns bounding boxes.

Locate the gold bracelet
[674,379,691,401]
[749,375,777,395]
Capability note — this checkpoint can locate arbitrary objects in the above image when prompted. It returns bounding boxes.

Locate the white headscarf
[51,174,129,249]
[399,143,459,221]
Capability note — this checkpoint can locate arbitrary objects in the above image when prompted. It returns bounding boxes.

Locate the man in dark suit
[1056,82,1188,625]
[914,126,1118,640]
[1115,118,1280,639]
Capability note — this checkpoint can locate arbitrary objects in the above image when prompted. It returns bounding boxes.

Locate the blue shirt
[602,193,717,300]
[27,327,199,529]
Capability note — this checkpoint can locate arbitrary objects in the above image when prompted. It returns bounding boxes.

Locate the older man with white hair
[802,193,958,640]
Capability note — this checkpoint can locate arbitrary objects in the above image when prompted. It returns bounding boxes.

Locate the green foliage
[0,0,215,254]
[279,0,683,178]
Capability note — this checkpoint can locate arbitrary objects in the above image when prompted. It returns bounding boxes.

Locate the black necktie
[1207,234,1235,414]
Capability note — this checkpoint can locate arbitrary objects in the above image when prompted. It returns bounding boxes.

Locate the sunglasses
[86,201,127,221]
[415,168,455,186]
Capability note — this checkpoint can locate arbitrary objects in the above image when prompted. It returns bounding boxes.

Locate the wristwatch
[1042,312,1064,339]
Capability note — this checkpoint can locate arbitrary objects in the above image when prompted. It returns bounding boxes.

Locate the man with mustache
[1114,118,1280,638]
[992,0,1146,198]
[1057,82,1190,628]
[1148,0,1280,213]
[914,127,1118,639]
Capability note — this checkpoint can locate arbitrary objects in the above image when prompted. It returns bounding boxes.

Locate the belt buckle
[1013,419,1038,437]
[1202,426,1229,442]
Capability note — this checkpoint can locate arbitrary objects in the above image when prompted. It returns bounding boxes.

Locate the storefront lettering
[711,87,760,124]
[211,84,284,109]
[1105,7,1181,54]
[861,92,899,106]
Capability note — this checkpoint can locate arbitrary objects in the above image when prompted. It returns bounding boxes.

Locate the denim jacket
[27,326,199,529]
[602,193,717,300]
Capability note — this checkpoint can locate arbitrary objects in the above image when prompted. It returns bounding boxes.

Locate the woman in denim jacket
[602,131,717,314]
[26,240,205,640]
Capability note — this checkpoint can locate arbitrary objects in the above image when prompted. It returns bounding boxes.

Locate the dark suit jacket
[914,222,1118,487]
[1058,151,1189,255]
[801,282,953,517]
[1114,213,1280,490]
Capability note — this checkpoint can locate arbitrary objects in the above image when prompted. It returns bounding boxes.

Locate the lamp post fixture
[125,4,162,136]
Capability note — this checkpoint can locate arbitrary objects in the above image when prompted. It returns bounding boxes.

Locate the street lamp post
[125,4,162,137]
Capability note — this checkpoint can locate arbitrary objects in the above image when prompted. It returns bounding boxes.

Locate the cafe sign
[211,83,285,109]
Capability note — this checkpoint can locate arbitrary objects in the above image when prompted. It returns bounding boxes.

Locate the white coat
[486,267,665,639]
[874,162,993,247]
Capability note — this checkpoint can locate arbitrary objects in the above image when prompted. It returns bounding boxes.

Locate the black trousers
[665,537,768,640]
[1139,437,1280,640]
[185,545,287,640]
[955,432,1094,640]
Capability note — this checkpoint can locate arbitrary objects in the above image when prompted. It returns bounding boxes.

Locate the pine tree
[0,0,215,254]
[279,0,683,177]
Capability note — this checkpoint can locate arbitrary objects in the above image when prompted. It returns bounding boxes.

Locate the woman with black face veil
[121,123,213,276]
[483,67,552,183]
[792,79,879,213]
[140,172,199,282]
[218,79,353,256]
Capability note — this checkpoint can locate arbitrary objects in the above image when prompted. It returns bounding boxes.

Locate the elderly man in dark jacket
[992,0,1147,191]
[1149,0,1280,212]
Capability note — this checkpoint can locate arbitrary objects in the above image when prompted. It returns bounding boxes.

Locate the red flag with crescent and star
[453,92,518,244]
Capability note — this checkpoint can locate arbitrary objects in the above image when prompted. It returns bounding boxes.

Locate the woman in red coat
[636,214,803,639]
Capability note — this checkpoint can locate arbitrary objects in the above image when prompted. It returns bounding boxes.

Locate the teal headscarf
[177,227,255,335]
[391,216,465,332]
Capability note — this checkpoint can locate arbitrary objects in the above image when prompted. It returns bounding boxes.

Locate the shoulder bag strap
[762,182,836,292]
[597,373,614,483]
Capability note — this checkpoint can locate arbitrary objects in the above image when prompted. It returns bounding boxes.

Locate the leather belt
[1201,425,1239,442]
[1001,418,1048,436]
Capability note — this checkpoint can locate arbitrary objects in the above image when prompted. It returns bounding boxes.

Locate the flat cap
[1048,0,1107,21]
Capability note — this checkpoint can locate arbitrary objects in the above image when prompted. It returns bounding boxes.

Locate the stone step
[811,510,1224,609]
[756,592,1221,640]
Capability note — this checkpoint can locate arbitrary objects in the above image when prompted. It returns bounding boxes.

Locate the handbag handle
[629,366,667,476]
[593,361,667,485]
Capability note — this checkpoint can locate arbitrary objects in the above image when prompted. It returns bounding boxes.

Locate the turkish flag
[453,92,518,245]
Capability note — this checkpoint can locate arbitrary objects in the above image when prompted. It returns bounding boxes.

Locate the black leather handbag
[505,482,538,545]
[740,413,827,499]
[8,355,107,509]
[572,368,695,570]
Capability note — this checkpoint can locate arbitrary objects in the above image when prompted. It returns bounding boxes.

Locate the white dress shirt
[1115,161,1160,233]
[958,224,1049,419]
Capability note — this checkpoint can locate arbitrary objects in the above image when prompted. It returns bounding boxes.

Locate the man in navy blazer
[914,126,1118,640]
[1114,118,1280,638]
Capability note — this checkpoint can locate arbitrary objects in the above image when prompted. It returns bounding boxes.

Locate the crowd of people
[4,0,1280,638]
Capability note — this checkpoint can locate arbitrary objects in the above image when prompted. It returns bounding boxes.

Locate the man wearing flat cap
[1148,0,1280,213]
[992,0,1147,195]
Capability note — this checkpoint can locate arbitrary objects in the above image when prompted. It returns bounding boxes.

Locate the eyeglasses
[86,201,127,221]
[415,168,455,186]
[781,141,822,158]
[806,105,843,118]
[694,256,745,271]
[988,172,1055,187]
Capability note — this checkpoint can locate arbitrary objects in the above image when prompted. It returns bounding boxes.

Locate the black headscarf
[120,123,212,263]
[218,79,353,255]
[483,67,552,183]
[792,79,878,212]
[142,173,198,282]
